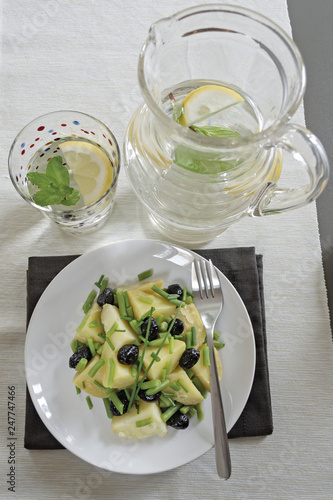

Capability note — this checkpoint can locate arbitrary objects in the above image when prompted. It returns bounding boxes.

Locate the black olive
[109,390,129,416]
[141,317,159,341]
[117,344,139,365]
[69,346,92,369]
[167,283,183,299]
[138,388,161,403]
[97,287,114,307]
[179,348,200,369]
[166,411,189,430]
[169,318,184,336]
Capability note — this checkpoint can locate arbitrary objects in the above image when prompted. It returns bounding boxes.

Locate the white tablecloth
[0,1,332,499]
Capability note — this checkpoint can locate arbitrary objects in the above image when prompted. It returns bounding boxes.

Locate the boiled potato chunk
[112,400,167,439]
[75,302,104,343]
[101,304,138,350]
[124,280,177,320]
[72,355,106,398]
[166,366,204,405]
[176,303,206,348]
[139,340,185,380]
[191,345,223,392]
[100,341,141,390]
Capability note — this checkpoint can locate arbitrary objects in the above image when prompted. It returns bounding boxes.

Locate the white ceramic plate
[25,239,255,474]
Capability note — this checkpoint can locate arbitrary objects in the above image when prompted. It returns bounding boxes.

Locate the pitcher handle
[248,124,329,217]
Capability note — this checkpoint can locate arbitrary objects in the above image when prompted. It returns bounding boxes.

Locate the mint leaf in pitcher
[27,156,80,207]
[189,125,240,138]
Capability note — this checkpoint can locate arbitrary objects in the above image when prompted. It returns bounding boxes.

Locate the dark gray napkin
[24,247,273,449]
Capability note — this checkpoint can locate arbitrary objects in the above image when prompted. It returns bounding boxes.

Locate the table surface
[0,1,332,499]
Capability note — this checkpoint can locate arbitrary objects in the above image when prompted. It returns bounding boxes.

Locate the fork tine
[192,260,203,298]
[206,259,215,298]
[200,260,209,298]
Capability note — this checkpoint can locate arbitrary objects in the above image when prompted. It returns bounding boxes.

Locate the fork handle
[207,326,231,480]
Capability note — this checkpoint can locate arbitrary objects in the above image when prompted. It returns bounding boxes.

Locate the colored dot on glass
[48,130,53,133]
[54,137,61,141]
[52,132,57,135]
[19,173,21,178]
[21,143,25,148]
[37,126,45,131]
[35,137,40,141]
[103,134,106,138]
[61,123,67,127]
[30,144,34,148]
[45,148,50,152]
[21,149,25,155]
[108,138,113,146]
[91,131,95,135]
[73,120,80,125]
[16,175,18,182]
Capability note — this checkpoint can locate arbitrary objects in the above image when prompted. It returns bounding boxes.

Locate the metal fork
[192,258,231,480]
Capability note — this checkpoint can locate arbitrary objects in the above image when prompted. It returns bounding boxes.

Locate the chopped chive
[180,405,190,414]
[164,359,172,374]
[169,299,185,308]
[98,333,106,341]
[177,379,189,393]
[185,331,192,349]
[76,312,90,333]
[94,274,104,288]
[166,294,179,300]
[135,403,140,414]
[191,326,197,346]
[187,406,196,418]
[131,362,138,377]
[106,322,118,338]
[186,368,195,379]
[169,381,181,391]
[173,334,184,340]
[138,296,154,305]
[169,335,174,354]
[136,417,153,427]
[103,397,113,419]
[71,339,79,352]
[138,269,153,281]
[100,278,108,293]
[192,376,207,399]
[182,286,187,302]
[185,296,193,304]
[75,358,88,372]
[155,314,164,326]
[82,381,86,389]
[82,290,97,314]
[121,316,133,321]
[195,402,204,421]
[109,390,124,415]
[89,319,101,328]
[126,306,134,319]
[165,316,172,324]
[161,402,183,422]
[203,345,211,366]
[151,284,169,300]
[214,341,225,350]
[146,379,171,395]
[86,396,93,410]
[88,359,105,378]
[160,394,175,407]
[162,392,177,398]
[160,321,169,332]
[129,319,142,336]
[87,338,96,356]
[94,342,101,350]
[161,368,167,382]
[105,337,115,351]
[108,358,115,387]
[148,337,169,347]
[113,290,118,306]
[116,291,127,318]
[75,386,81,395]
[140,379,161,389]
[124,389,131,401]
[124,291,130,308]
[213,331,220,341]
[93,380,106,390]
[150,352,161,362]
[97,345,104,355]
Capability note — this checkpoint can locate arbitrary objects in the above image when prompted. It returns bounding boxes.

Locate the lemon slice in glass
[59,141,113,205]
[180,84,244,126]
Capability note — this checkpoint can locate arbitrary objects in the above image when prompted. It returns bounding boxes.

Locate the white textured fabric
[0,1,332,499]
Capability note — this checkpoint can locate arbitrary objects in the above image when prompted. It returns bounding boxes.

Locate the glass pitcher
[124,4,329,244]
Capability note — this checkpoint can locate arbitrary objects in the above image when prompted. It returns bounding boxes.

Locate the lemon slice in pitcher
[180,84,244,126]
[59,141,113,205]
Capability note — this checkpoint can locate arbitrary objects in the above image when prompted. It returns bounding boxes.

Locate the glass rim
[138,3,306,149]
[8,109,121,213]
